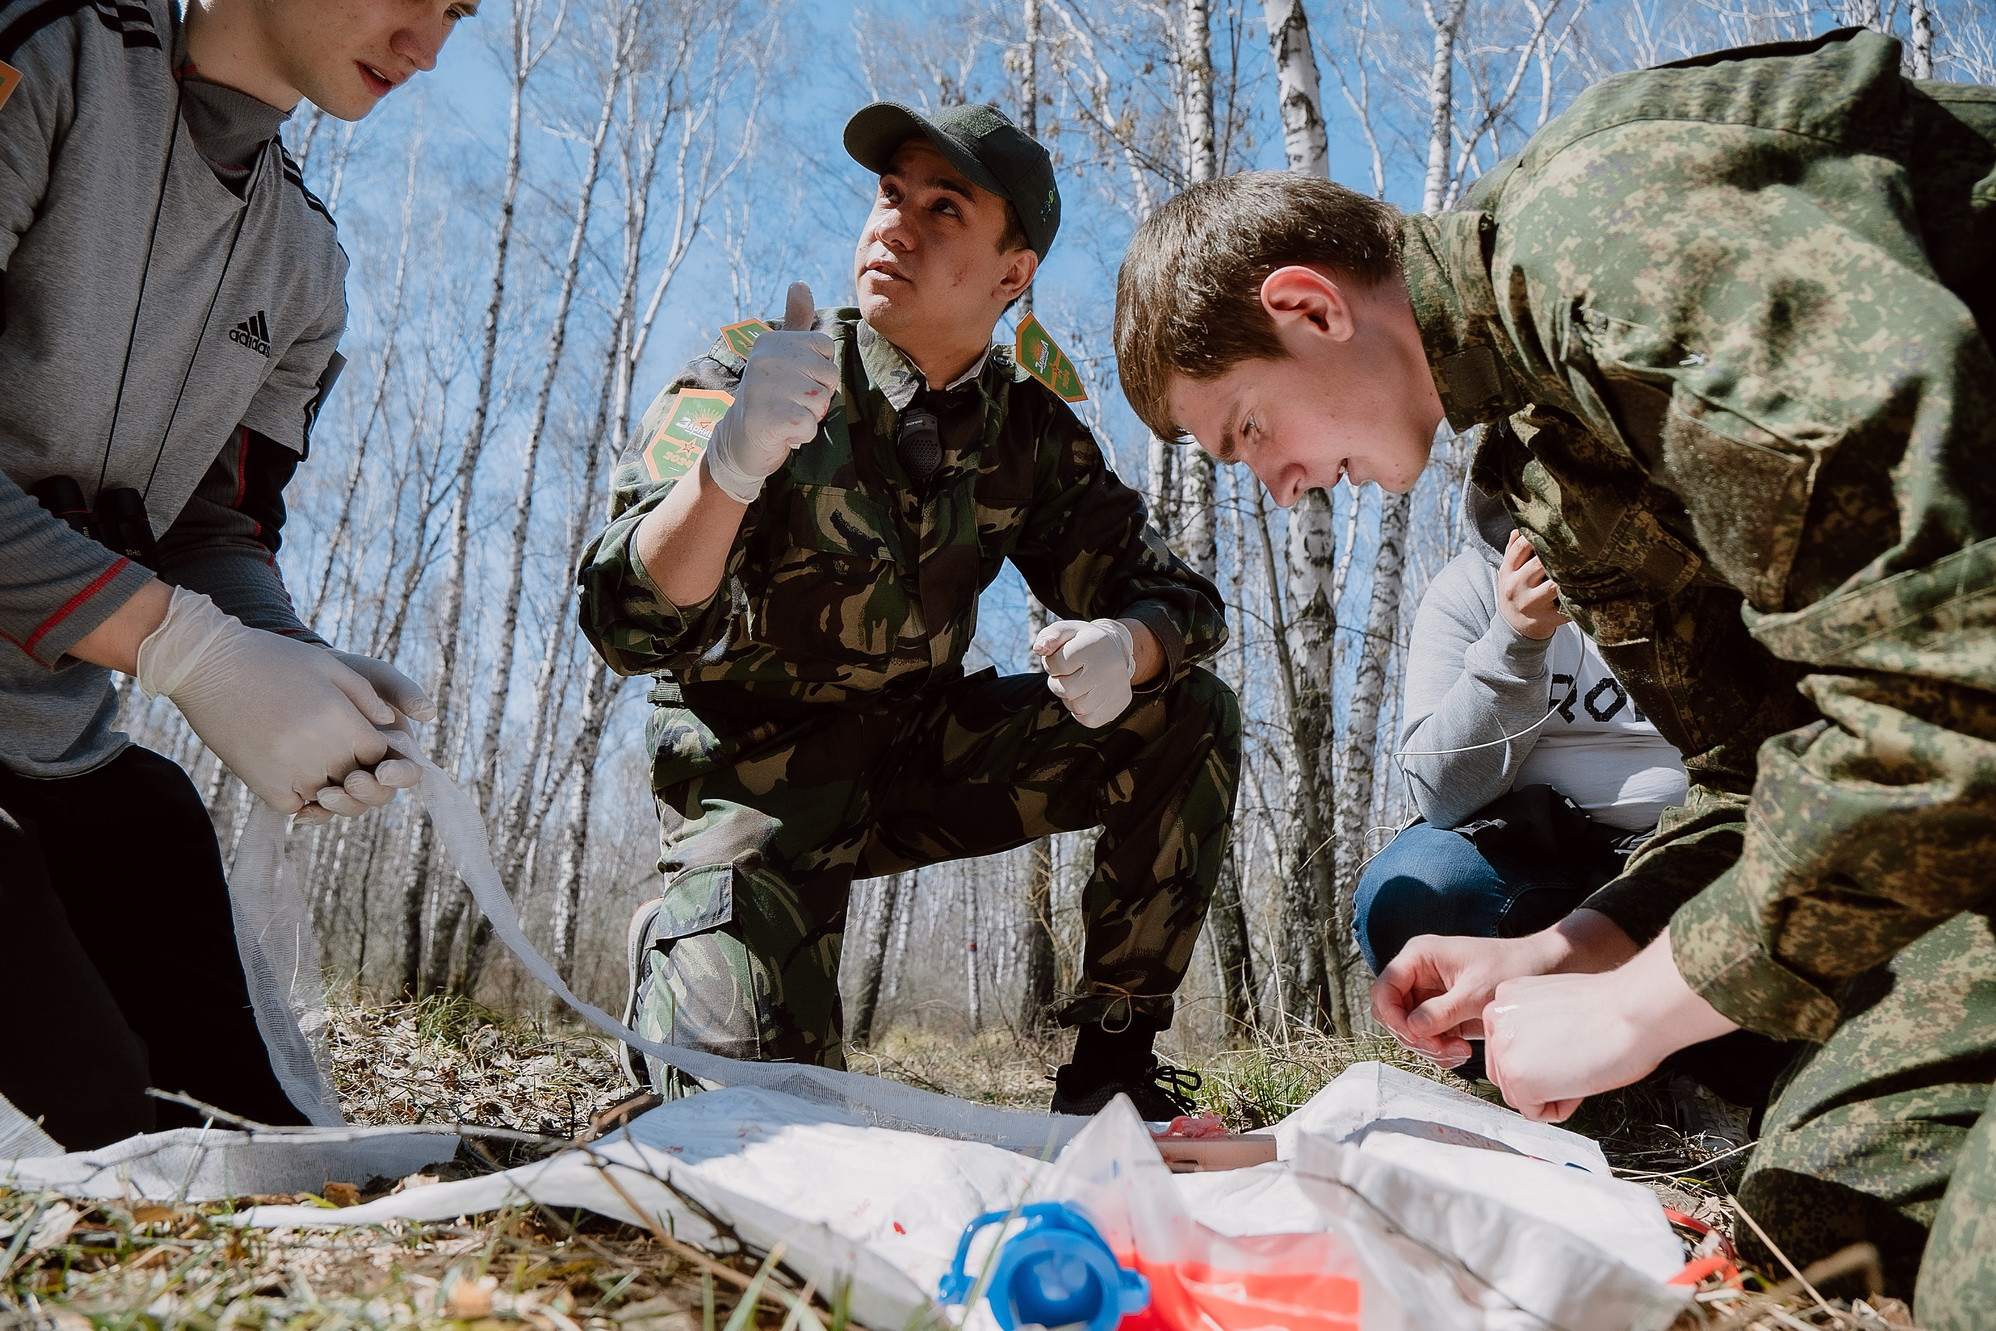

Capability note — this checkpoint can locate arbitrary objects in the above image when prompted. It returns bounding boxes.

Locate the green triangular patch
[719,318,773,359]
[1016,314,1086,403]
[643,387,734,483]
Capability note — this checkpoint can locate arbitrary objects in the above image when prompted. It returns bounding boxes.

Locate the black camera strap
[94,23,263,510]
[143,156,258,500]
[93,72,185,500]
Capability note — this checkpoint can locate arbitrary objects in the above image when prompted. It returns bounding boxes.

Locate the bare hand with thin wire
[1371,908,1641,1069]
[1496,530,1569,640]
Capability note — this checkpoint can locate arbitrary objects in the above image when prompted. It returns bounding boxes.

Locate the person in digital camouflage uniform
[578,101,1238,1118]
[1112,27,1992,1325]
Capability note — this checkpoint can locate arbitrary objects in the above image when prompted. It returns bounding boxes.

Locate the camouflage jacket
[578,310,1225,730]
[1401,28,1995,1041]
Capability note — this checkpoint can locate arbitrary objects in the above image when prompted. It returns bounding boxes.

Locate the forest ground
[1,998,1916,1331]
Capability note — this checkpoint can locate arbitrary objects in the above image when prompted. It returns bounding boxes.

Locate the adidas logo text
[229,309,272,357]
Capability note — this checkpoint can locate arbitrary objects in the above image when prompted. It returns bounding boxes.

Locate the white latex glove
[136,587,404,818]
[1032,618,1137,729]
[297,652,434,821]
[703,281,838,504]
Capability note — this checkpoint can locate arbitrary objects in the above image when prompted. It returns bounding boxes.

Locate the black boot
[1050,1056,1203,1119]
[1050,1015,1201,1118]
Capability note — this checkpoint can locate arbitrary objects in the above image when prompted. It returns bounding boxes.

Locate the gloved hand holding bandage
[297,651,433,822]
[1033,617,1137,729]
[703,281,839,504]
[136,586,427,819]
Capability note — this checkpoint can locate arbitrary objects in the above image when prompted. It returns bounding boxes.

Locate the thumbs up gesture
[704,281,840,504]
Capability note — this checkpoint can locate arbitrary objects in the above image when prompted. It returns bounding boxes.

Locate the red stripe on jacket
[22,558,134,660]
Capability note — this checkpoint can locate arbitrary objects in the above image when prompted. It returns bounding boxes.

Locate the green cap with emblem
[843,102,1061,259]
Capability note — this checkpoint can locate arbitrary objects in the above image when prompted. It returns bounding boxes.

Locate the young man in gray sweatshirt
[0,0,473,1148]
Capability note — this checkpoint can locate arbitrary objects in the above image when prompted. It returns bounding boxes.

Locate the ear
[1259,265,1357,344]
[995,246,1039,302]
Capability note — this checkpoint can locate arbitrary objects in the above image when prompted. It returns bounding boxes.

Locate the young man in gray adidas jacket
[0,0,473,1148]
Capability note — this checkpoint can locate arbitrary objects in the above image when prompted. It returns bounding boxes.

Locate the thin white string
[1392,627,1574,762]
[1357,629,1578,877]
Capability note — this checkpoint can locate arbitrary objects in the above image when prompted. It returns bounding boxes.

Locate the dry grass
[843,1027,1064,1113]
[0,1187,848,1331]
[1,998,840,1331]
[0,1000,1934,1331]
[328,996,631,1141]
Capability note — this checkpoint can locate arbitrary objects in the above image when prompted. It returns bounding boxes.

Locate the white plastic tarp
[239,1064,1690,1331]
[0,1119,460,1202]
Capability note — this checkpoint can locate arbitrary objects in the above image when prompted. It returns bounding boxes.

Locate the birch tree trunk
[847,872,906,1046]
[1019,599,1059,1031]
[1251,486,1335,1030]
[1174,0,1219,582]
[884,868,917,1004]
[471,9,629,818]
[554,667,614,981]
[551,329,628,981]
[1148,439,1179,540]
[1007,8,1059,1035]
[553,37,702,981]
[1910,0,1934,77]
[400,3,537,996]
[1326,0,1461,1023]
[439,10,631,994]
[1020,0,1041,319]
[1260,0,1342,1032]
[846,874,902,1053]
[965,876,983,1033]
[1262,0,1328,177]
[307,145,420,626]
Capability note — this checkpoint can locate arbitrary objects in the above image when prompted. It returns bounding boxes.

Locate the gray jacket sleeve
[0,10,153,666]
[1398,549,1558,828]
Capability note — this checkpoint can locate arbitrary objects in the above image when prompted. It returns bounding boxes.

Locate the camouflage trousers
[630,666,1240,1078]
[1736,909,1996,1329]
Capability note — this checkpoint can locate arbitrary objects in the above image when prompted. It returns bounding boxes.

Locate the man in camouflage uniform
[1112,28,1992,1325]
[578,102,1238,1118]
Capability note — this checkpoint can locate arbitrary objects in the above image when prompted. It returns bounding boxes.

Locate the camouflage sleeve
[1559,577,1816,951]
[1010,399,1227,683]
[575,354,750,677]
[1501,110,1996,1041]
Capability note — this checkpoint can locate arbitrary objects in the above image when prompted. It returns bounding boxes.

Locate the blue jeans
[1352,820,1606,976]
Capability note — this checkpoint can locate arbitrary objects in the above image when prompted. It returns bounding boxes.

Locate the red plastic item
[1661,1207,1737,1261]
[1662,1207,1742,1290]
[1112,1233,1362,1331]
[1668,1253,1742,1289]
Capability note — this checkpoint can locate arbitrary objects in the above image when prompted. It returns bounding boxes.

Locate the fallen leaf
[28,1202,80,1252]
[444,1271,498,1318]
[390,1172,442,1195]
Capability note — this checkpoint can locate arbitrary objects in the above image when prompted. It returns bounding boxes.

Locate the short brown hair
[1115,172,1401,440]
[997,200,1030,256]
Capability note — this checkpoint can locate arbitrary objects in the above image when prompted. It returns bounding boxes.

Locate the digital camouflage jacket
[578,310,1225,733]
[1401,28,1995,1042]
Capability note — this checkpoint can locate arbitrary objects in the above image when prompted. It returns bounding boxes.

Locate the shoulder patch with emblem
[0,62,22,114]
[643,387,734,483]
[719,318,773,358]
[1015,314,1086,403]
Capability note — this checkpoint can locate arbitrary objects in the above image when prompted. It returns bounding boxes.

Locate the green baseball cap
[843,102,1061,258]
